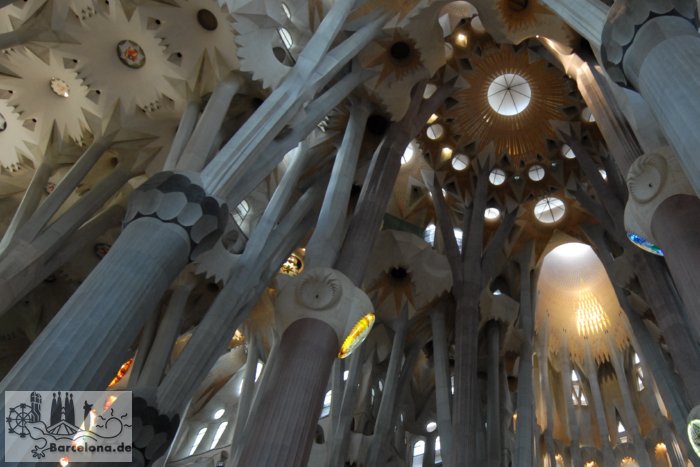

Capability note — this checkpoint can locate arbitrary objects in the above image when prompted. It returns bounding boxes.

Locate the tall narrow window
[233,200,250,225]
[189,427,207,455]
[617,413,628,444]
[435,436,442,463]
[633,353,644,391]
[210,422,228,449]
[412,439,425,467]
[320,390,332,418]
[571,369,588,406]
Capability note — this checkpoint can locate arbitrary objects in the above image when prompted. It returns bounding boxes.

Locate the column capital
[124,171,228,260]
[624,147,693,245]
[601,0,698,88]
[274,267,374,351]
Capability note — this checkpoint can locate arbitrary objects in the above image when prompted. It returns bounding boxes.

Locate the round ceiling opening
[534,196,566,224]
[487,73,531,116]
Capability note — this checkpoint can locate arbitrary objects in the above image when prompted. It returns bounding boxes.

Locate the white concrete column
[541,0,608,50]
[601,1,700,195]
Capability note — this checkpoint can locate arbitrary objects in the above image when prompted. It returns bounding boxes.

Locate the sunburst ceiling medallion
[445,44,575,166]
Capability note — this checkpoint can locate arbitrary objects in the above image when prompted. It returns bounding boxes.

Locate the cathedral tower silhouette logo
[4,391,132,463]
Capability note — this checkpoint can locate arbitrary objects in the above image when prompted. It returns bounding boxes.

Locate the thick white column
[541,0,608,49]
[601,1,700,195]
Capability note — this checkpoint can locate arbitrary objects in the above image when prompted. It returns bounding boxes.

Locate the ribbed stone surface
[235,318,337,467]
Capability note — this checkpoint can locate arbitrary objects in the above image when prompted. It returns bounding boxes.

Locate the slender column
[486,321,502,467]
[559,339,582,467]
[540,0,608,49]
[367,310,408,467]
[163,100,201,170]
[328,347,362,466]
[601,2,700,195]
[607,336,652,467]
[514,249,535,466]
[576,62,643,176]
[304,99,370,268]
[178,75,243,172]
[431,307,453,466]
[0,163,52,252]
[538,318,557,466]
[583,344,615,466]
[229,334,259,452]
[135,279,196,392]
[235,319,338,467]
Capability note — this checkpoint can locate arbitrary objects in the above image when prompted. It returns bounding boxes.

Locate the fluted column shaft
[431,308,453,466]
[540,0,608,49]
[514,254,534,466]
[583,345,615,466]
[235,319,337,467]
[560,340,582,467]
[0,217,188,396]
[486,321,501,467]
[576,62,643,175]
[651,194,700,355]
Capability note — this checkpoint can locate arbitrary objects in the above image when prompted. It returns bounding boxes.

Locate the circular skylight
[562,144,575,159]
[451,154,469,171]
[489,168,506,186]
[426,124,444,140]
[528,164,545,181]
[484,207,501,220]
[213,409,225,420]
[487,73,531,116]
[534,196,566,224]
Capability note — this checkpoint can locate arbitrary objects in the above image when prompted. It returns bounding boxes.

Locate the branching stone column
[601,0,700,195]
[234,268,373,467]
[625,148,700,348]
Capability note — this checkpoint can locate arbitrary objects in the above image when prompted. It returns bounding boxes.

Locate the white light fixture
[213,408,225,420]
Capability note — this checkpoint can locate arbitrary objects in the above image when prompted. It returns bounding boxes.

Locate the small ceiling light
[338,313,376,359]
[427,113,439,124]
[213,408,225,420]
[60,457,70,467]
[489,168,506,186]
[562,144,576,159]
[484,207,501,220]
[451,154,469,171]
[50,78,70,98]
[426,421,437,432]
[426,123,444,140]
[454,32,468,47]
[528,164,545,181]
[441,146,453,159]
